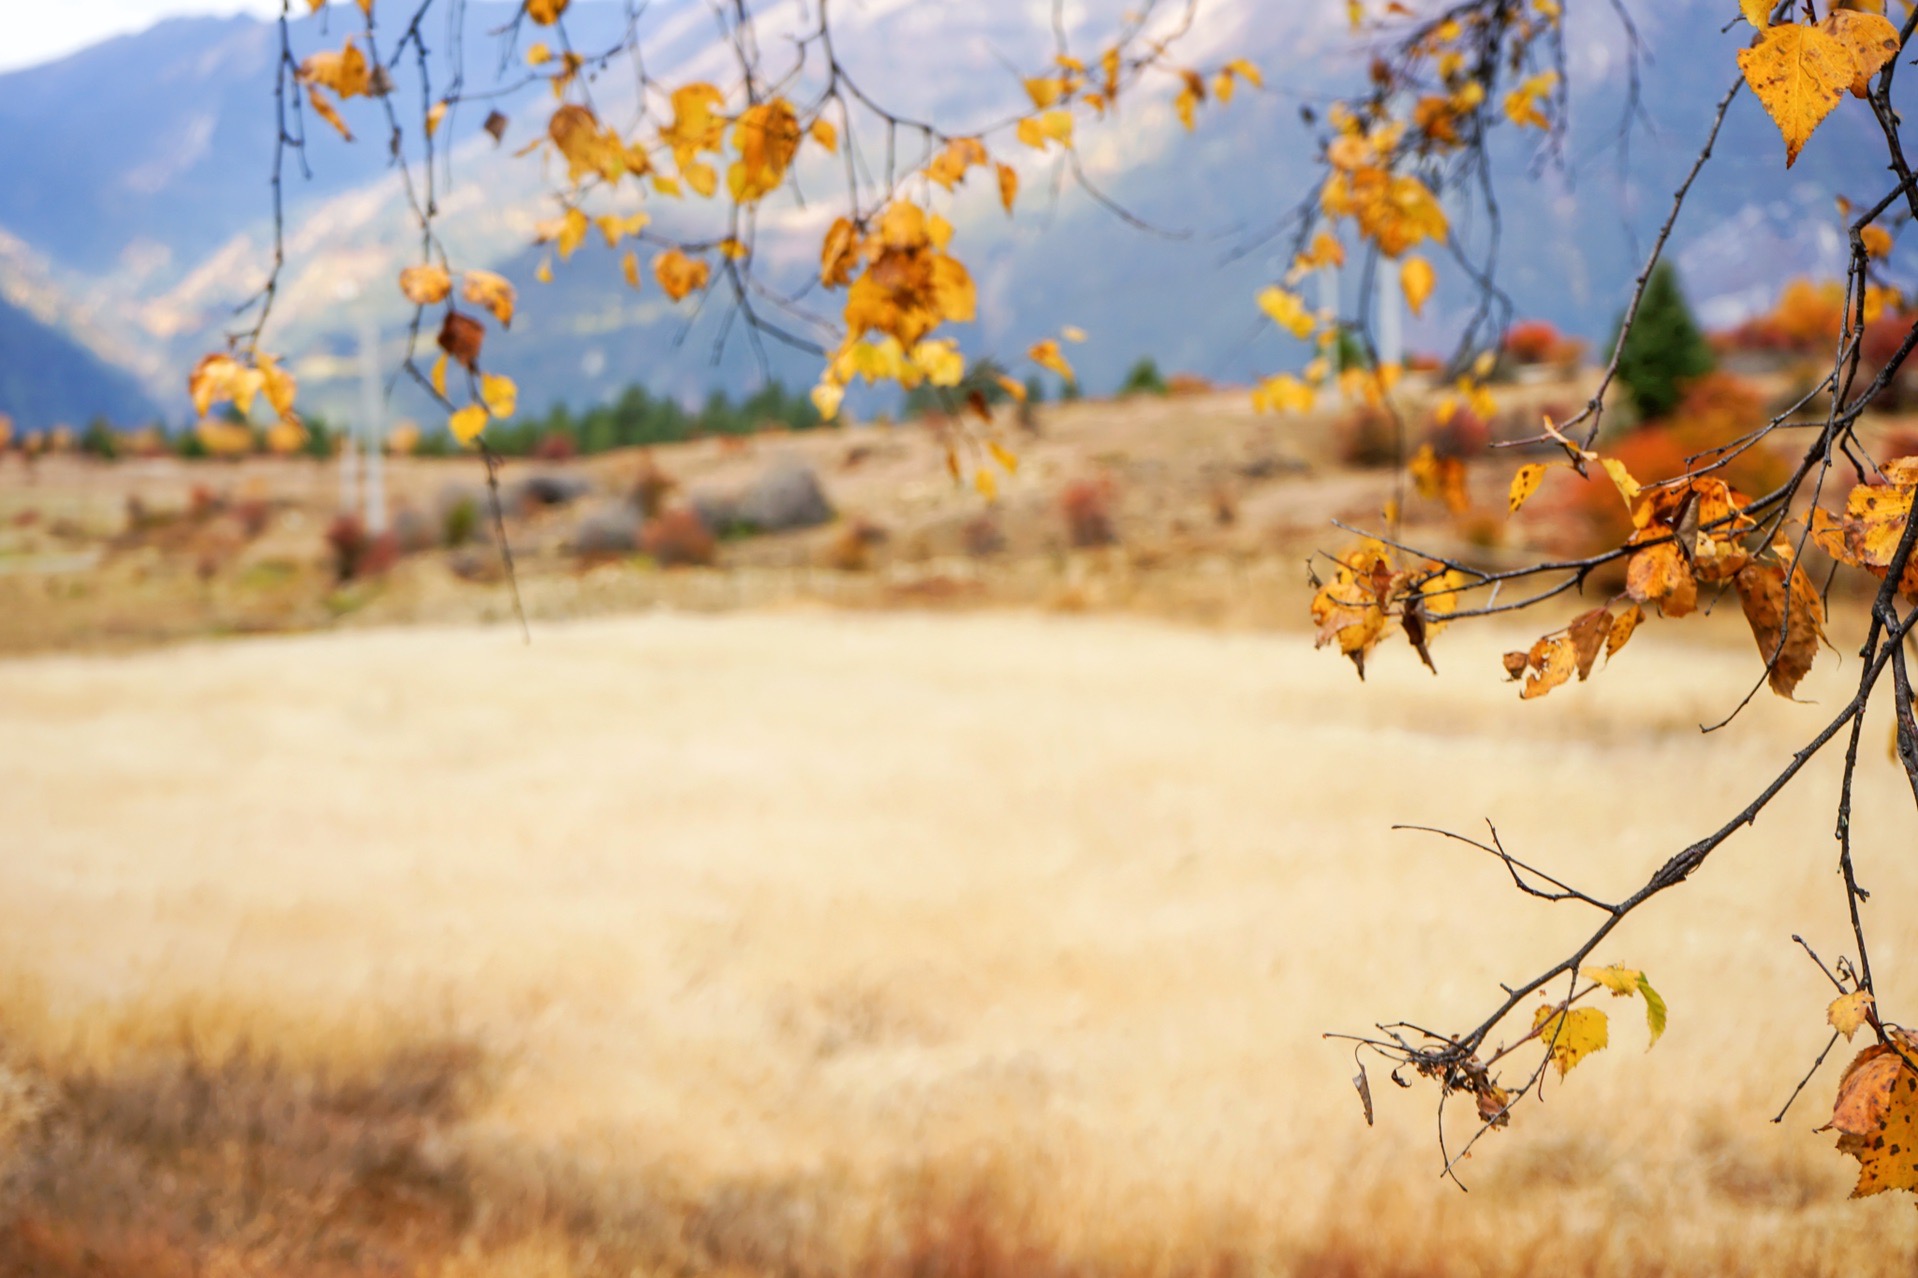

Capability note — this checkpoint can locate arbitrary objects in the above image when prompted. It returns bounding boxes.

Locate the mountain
[0,295,157,432]
[0,1,1903,429]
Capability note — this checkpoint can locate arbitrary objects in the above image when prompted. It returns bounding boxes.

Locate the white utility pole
[358,311,387,535]
[1376,262,1404,370]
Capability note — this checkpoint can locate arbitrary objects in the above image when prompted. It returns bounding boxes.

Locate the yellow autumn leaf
[1400,256,1434,318]
[480,373,518,419]
[398,263,452,305]
[1738,21,1858,167]
[462,270,516,326]
[988,440,1020,473]
[810,380,845,422]
[996,162,1019,214]
[622,250,641,289]
[1830,990,1876,1040]
[556,207,589,259]
[1531,1005,1609,1077]
[974,467,999,500]
[431,352,448,398]
[1741,0,1772,30]
[1257,286,1317,339]
[1862,224,1893,257]
[448,403,488,444]
[810,117,838,152]
[1582,965,1642,996]
[1061,325,1087,343]
[425,100,447,138]
[527,0,568,24]
[1028,339,1076,381]
[1015,109,1074,152]
[654,249,710,301]
[1600,457,1640,509]
[1823,9,1902,96]
[307,88,353,141]
[1508,463,1548,514]
[257,353,297,424]
[1251,374,1315,414]
[527,42,552,66]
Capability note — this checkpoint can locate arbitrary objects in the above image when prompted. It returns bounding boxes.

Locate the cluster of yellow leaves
[1810,457,1918,602]
[1432,351,1501,428]
[1738,5,1901,166]
[1311,538,1468,676]
[187,349,302,446]
[1502,70,1558,131]
[1410,443,1469,515]
[1531,966,1664,1081]
[1825,1028,1918,1204]
[1321,118,1450,258]
[297,37,378,141]
[810,201,978,421]
[388,261,519,444]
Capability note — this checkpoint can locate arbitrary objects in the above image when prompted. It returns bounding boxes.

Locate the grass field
[2,608,1916,1273]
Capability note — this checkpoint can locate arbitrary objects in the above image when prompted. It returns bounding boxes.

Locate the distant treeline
[54,359,1151,461]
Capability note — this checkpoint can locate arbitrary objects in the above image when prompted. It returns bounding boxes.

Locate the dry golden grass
[2,609,1916,1273]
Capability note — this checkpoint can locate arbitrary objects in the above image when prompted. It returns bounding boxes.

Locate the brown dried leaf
[1733,556,1825,698]
[437,310,485,372]
[1567,607,1612,681]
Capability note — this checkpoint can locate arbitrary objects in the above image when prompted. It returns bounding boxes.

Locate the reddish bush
[961,514,1006,557]
[532,432,578,461]
[632,454,678,517]
[325,514,401,582]
[234,498,273,540]
[1503,320,1563,365]
[642,508,717,567]
[1425,405,1489,459]
[825,518,888,572]
[1060,477,1118,547]
[1336,407,1400,469]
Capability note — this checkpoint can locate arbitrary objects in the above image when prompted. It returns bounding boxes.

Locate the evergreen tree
[1611,261,1713,421]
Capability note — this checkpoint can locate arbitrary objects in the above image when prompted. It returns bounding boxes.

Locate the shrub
[324,514,399,582]
[1336,407,1400,469]
[532,431,578,461]
[1060,477,1118,547]
[1425,405,1489,460]
[441,495,480,547]
[825,518,888,571]
[571,505,642,560]
[1119,357,1169,397]
[1503,320,1562,365]
[633,454,678,517]
[962,513,1006,557]
[1611,261,1713,419]
[642,508,717,567]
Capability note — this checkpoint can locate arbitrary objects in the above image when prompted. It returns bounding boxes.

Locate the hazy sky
[3,2,307,73]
